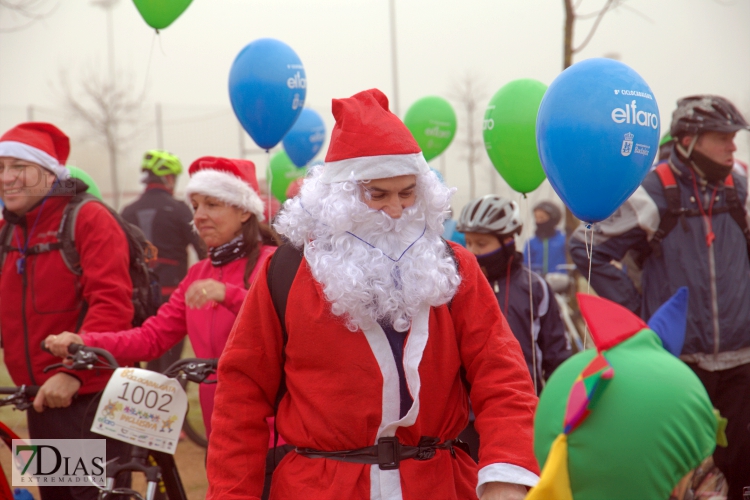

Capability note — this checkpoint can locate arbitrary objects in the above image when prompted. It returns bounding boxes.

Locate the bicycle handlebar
[40,340,120,372]
[0,385,39,396]
[0,385,40,411]
[41,340,218,384]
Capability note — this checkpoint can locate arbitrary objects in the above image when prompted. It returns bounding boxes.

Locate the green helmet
[142,150,182,176]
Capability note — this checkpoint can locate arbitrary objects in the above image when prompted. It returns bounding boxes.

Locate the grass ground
[0,340,209,499]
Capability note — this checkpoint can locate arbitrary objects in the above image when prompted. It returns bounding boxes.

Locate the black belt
[295,436,468,470]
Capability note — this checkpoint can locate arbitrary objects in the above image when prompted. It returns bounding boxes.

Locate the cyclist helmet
[456,195,522,237]
[670,95,750,138]
[141,150,183,176]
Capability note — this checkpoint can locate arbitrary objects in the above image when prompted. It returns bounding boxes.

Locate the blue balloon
[229,38,307,150]
[536,58,660,223]
[282,108,326,168]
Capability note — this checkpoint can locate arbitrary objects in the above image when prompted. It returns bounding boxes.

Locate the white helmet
[456,195,522,237]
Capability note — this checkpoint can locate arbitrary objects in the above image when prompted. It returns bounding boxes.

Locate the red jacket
[0,194,133,394]
[207,242,539,500]
[80,246,276,438]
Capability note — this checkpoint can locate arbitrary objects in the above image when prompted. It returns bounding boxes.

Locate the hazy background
[1,0,748,240]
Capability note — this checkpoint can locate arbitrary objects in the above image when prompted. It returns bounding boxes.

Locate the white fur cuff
[320,152,430,184]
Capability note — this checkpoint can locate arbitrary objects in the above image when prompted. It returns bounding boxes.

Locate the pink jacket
[81,245,276,439]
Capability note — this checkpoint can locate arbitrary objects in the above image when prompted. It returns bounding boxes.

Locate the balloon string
[266,150,272,221]
[583,223,594,349]
[140,31,157,102]
[523,195,538,395]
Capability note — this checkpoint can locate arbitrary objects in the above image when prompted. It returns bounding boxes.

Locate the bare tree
[563,0,625,69]
[0,0,56,32]
[59,67,144,209]
[449,73,488,200]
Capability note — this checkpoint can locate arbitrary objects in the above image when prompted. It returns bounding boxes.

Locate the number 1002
[118,382,172,412]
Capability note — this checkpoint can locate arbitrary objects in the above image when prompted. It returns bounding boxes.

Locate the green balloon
[67,166,102,199]
[132,0,193,30]
[484,79,547,194]
[535,330,716,500]
[403,96,457,162]
[267,152,306,202]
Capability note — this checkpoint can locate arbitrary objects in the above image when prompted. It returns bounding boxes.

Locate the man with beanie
[207,89,539,500]
[570,95,750,499]
[0,122,133,500]
[121,149,206,374]
[523,200,567,276]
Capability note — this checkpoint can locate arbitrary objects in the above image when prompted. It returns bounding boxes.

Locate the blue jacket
[487,254,571,391]
[523,230,567,275]
[570,151,750,370]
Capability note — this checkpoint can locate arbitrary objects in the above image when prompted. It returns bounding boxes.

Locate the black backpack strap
[58,193,100,276]
[0,223,16,275]
[266,243,304,467]
[58,193,100,331]
[723,176,750,261]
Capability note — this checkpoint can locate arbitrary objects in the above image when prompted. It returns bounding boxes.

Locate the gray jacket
[570,151,750,371]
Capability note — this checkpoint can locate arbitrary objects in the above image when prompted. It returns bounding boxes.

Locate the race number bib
[91,368,188,454]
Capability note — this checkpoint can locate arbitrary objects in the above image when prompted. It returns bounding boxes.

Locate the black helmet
[670,95,750,138]
[533,201,562,226]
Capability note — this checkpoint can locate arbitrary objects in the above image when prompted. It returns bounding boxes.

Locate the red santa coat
[0,195,133,394]
[207,242,539,500]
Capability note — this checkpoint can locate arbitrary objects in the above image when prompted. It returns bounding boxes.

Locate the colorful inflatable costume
[529,288,720,500]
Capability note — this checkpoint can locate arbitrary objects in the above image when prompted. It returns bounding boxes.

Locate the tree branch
[573,0,618,54]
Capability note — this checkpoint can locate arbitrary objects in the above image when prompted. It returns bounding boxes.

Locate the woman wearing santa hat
[46,156,279,439]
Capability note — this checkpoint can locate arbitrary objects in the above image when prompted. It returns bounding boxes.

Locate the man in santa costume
[207,89,539,500]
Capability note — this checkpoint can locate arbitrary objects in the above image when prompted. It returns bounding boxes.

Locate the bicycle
[42,343,217,500]
[544,264,586,353]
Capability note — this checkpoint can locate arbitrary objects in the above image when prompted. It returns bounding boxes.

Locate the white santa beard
[306,203,458,332]
[275,165,460,332]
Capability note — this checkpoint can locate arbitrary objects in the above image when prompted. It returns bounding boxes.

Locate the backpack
[641,163,750,264]
[0,192,162,329]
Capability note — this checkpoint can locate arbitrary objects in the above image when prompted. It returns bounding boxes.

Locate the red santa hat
[0,122,71,179]
[321,88,429,183]
[185,157,265,221]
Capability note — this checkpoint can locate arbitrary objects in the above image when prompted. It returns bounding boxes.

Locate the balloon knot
[522,193,528,200]
[585,223,592,229]
[155,29,160,35]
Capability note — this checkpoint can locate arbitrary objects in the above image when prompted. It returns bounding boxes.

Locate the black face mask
[690,148,734,183]
[535,220,557,239]
[475,242,520,282]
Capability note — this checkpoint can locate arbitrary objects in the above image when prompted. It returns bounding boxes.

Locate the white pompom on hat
[0,122,71,179]
[185,156,265,221]
[320,88,429,184]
